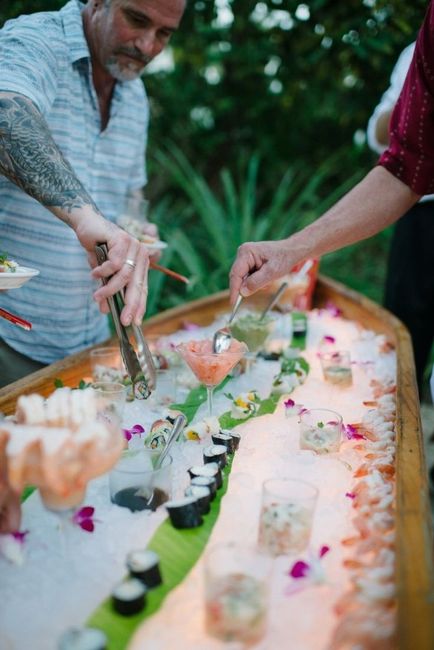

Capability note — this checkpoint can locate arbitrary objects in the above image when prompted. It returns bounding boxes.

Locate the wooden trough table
[0,275,433,650]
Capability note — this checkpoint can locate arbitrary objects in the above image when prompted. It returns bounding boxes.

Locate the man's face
[91,0,186,81]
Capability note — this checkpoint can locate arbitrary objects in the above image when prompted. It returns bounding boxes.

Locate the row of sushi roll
[165,428,241,530]
[59,550,163,641]
[111,549,163,617]
[330,333,397,650]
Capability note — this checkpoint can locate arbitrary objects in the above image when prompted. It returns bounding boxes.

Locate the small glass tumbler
[109,449,172,512]
[153,369,178,406]
[92,381,128,426]
[204,542,270,646]
[117,197,150,240]
[258,478,318,556]
[299,408,343,454]
[90,347,125,383]
[320,350,353,387]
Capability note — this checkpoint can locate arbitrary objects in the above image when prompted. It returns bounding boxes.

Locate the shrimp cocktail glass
[176,339,247,417]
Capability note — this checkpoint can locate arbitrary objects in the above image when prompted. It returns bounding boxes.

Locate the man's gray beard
[106,57,146,81]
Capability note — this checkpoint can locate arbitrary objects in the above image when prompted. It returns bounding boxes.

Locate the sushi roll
[211,432,234,454]
[188,462,222,490]
[226,430,241,451]
[112,578,147,616]
[58,627,107,650]
[165,496,203,529]
[145,419,172,450]
[126,549,162,589]
[191,475,217,500]
[203,444,227,469]
[185,484,211,514]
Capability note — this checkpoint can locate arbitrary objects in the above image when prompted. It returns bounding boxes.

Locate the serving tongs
[95,244,156,399]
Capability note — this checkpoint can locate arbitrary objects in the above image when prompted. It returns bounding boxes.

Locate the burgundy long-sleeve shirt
[380,1,434,195]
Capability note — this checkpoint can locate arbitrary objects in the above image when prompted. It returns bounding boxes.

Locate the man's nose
[135,30,158,58]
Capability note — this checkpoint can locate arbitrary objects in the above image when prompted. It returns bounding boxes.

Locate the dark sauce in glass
[112,487,168,512]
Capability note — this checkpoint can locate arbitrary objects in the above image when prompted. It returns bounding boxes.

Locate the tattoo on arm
[0,93,101,224]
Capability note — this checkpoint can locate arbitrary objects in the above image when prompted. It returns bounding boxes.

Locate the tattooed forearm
[0,93,101,223]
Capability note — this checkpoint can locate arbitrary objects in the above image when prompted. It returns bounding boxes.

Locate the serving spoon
[212,293,243,354]
[259,281,288,320]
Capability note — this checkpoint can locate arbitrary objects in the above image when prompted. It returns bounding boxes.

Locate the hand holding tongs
[95,244,156,400]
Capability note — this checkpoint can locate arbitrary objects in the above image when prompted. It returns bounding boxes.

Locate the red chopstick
[149,261,190,285]
[0,307,32,330]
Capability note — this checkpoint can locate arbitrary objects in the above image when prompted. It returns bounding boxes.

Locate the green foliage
[146,144,365,312]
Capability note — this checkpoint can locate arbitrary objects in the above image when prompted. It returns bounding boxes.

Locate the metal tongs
[95,244,156,399]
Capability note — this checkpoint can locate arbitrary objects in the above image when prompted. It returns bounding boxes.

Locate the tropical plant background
[1,0,428,314]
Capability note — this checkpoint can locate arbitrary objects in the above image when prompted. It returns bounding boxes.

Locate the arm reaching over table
[0,92,149,326]
[231,0,434,305]
[229,167,419,303]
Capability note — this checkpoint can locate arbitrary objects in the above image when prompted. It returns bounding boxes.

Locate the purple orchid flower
[286,546,330,594]
[72,506,97,533]
[122,424,145,442]
[345,492,356,499]
[322,335,336,344]
[10,530,29,544]
[284,398,306,417]
[325,302,342,317]
[183,321,200,331]
[345,424,365,440]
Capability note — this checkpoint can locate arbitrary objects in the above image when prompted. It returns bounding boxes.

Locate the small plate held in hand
[0,267,40,289]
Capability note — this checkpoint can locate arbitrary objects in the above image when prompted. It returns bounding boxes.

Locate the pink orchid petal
[79,519,95,533]
[319,545,330,558]
[122,429,132,441]
[284,398,295,408]
[322,335,335,344]
[298,408,309,415]
[325,301,342,318]
[290,560,310,579]
[11,530,29,544]
[345,424,365,440]
[345,492,356,499]
[130,424,145,434]
[77,506,95,519]
[183,321,200,331]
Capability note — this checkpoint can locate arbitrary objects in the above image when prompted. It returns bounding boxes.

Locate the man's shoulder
[1,9,66,55]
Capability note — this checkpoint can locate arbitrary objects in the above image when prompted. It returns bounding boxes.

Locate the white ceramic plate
[0,266,40,289]
[141,239,168,251]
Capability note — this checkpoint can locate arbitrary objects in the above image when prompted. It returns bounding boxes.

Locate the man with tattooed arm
[0,0,186,387]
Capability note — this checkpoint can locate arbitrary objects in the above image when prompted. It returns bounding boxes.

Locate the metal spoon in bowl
[259,281,288,321]
[212,293,243,354]
[136,413,187,507]
[154,413,187,470]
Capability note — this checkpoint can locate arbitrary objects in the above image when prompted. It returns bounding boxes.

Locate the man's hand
[0,93,151,326]
[229,239,295,304]
[0,434,21,535]
[75,214,149,326]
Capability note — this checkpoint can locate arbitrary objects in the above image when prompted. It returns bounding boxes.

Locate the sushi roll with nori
[165,496,203,529]
[191,475,217,499]
[185,484,211,514]
[112,578,146,616]
[228,430,241,451]
[203,444,227,468]
[211,431,234,453]
[189,462,222,490]
[126,549,162,589]
[58,627,107,650]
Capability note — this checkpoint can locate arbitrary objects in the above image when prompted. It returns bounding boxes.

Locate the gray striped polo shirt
[0,0,148,364]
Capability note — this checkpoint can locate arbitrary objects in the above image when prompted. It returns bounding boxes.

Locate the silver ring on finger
[125,258,136,269]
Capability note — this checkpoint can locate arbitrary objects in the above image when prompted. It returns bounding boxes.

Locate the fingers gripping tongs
[95,244,156,400]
